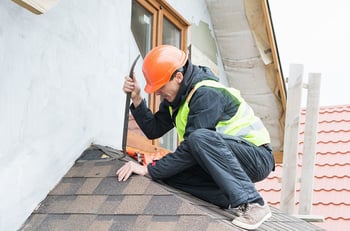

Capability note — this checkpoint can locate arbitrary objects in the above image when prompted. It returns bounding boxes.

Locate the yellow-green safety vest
[169,80,270,146]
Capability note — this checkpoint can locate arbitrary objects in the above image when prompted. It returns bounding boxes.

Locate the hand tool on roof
[126,147,169,165]
[121,54,170,165]
[122,54,140,158]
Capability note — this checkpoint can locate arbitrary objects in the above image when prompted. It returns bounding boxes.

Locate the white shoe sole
[232,211,272,230]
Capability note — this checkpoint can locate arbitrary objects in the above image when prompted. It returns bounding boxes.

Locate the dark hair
[170,59,188,80]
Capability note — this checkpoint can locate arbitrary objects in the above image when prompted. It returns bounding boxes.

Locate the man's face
[155,72,183,103]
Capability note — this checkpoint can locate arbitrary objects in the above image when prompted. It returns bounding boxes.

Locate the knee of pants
[187,128,214,146]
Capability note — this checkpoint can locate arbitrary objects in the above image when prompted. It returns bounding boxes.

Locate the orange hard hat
[142,45,188,93]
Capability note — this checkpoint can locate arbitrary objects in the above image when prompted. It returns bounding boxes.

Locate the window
[131,1,153,58]
[131,0,189,150]
[162,17,181,48]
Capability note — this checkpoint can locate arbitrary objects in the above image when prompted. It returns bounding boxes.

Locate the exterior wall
[0,0,223,230]
[0,1,134,230]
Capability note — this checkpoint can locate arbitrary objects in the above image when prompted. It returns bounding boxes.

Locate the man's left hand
[116,161,148,181]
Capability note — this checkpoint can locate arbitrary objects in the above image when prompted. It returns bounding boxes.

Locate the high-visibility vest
[169,80,270,146]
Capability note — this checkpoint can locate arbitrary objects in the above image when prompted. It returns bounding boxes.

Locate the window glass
[162,17,181,48]
[131,1,152,58]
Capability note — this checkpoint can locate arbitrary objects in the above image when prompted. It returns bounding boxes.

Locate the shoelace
[228,203,249,216]
[237,203,250,216]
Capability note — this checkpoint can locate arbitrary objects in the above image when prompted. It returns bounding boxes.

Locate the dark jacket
[130,60,239,180]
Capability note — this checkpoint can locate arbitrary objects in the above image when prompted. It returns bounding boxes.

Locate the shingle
[206,220,239,231]
[174,215,212,231]
[144,180,173,195]
[50,177,86,195]
[132,215,153,231]
[33,215,95,231]
[93,177,128,195]
[76,177,103,194]
[177,200,207,215]
[85,161,114,178]
[62,214,96,231]
[35,196,76,214]
[87,218,113,231]
[66,195,107,214]
[35,214,70,231]
[122,175,151,194]
[65,162,94,177]
[21,214,47,231]
[146,215,178,231]
[102,215,137,231]
[151,215,179,222]
[115,195,152,214]
[143,195,183,216]
[98,195,124,214]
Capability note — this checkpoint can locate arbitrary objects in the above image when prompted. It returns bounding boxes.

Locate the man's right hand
[123,73,142,107]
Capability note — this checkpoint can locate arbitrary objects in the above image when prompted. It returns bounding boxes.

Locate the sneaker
[226,203,248,217]
[231,203,272,230]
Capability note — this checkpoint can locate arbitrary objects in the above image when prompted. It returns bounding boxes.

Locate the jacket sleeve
[130,99,174,139]
[147,87,238,180]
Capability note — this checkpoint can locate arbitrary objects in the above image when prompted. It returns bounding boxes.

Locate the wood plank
[261,0,287,110]
[299,73,321,214]
[280,64,303,214]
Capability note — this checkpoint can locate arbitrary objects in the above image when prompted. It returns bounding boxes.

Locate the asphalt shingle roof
[20,145,324,231]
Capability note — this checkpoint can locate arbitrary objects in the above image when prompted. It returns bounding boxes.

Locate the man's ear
[175,72,183,84]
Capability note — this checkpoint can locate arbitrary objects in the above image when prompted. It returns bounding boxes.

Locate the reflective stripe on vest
[169,80,270,146]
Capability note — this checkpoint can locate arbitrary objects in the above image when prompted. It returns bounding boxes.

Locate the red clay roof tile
[257,104,350,231]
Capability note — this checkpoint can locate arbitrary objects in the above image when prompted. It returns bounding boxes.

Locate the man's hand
[123,74,142,107]
[116,161,148,181]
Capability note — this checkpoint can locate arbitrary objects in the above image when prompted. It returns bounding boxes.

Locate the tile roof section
[20,147,323,231]
[256,104,350,231]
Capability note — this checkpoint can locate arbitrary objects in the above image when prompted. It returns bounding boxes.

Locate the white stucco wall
[0,1,138,230]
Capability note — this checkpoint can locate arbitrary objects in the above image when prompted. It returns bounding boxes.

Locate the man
[116,45,275,230]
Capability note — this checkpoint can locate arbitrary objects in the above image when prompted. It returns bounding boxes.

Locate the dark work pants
[163,128,275,209]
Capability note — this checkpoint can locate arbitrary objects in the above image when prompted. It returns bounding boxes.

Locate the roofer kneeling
[116,45,275,230]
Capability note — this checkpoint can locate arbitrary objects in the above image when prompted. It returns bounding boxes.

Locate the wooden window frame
[136,0,189,113]
[130,0,189,148]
